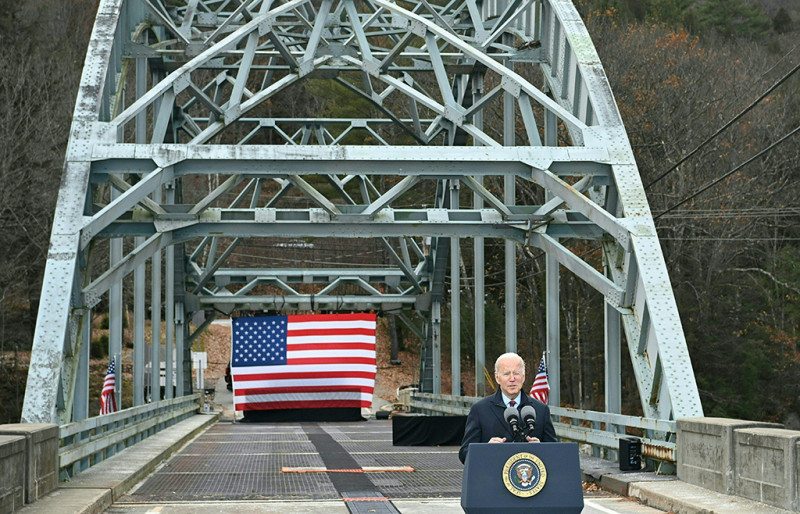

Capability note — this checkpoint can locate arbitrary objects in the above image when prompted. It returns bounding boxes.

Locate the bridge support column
[546,253,560,406]
[472,73,486,397]
[504,70,517,354]
[150,189,162,402]
[109,189,123,413]
[134,241,146,407]
[543,81,559,407]
[450,180,460,396]
[133,51,148,409]
[176,302,189,396]
[165,184,175,400]
[73,313,90,423]
[432,300,441,394]
[474,236,485,396]
[605,287,623,460]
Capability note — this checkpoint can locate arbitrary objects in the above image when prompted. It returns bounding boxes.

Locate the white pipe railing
[59,393,201,476]
[407,391,676,463]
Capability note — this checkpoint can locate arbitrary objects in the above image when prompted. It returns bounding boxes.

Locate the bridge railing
[59,393,202,477]
[407,392,676,464]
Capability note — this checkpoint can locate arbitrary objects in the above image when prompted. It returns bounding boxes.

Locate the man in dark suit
[459,352,558,464]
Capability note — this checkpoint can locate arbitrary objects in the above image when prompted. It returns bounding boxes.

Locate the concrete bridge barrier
[735,427,800,511]
[0,436,26,513]
[678,417,799,511]
[0,424,59,513]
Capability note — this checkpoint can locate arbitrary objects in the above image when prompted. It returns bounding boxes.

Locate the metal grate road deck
[118,419,463,504]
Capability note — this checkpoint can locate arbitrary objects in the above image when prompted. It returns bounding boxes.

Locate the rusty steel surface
[641,441,676,463]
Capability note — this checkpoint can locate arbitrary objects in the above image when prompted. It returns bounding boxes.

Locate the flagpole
[114,353,121,412]
[542,352,548,406]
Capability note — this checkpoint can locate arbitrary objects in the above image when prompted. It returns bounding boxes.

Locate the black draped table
[392,413,467,446]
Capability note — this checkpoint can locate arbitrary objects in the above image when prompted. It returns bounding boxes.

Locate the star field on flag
[230,313,377,411]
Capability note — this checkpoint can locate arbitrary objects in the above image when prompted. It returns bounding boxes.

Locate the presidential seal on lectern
[502,452,547,497]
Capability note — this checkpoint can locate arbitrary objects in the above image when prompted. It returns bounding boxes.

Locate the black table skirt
[392,415,467,446]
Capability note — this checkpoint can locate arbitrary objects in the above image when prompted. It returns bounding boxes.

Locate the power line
[655,124,800,220]
[657,208,800,219]
[657,237,800,241]
[645,60,800,190]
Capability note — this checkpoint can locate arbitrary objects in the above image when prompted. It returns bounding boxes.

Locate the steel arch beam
[23,0,702,425]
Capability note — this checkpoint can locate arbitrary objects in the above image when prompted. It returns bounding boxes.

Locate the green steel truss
[22,0,703,425]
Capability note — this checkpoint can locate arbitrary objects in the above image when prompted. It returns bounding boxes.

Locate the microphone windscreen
[520,405,536,422]
[504,406,519,422]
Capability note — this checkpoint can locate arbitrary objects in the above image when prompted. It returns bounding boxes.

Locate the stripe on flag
[100,357,117,415]
[231,313,377,411]
[529,354,550,404]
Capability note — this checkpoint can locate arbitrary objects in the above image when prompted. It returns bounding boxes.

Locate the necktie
[509,400,516,407]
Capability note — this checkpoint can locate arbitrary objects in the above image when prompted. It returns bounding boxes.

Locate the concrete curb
[17,488,112,514]
[629,480,793,514]
[19,413,218,513]
[579,454,794,513]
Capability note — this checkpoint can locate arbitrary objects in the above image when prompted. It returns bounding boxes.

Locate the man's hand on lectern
[525,436,541,443]
[489,437,506,443]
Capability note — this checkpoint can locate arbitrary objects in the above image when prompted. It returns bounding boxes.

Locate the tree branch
[733,267,800,295]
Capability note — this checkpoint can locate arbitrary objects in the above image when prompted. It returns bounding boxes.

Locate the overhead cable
[646,60,800,190]
[655,124,800,220]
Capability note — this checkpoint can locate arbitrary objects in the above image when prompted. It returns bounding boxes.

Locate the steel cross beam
[22,0,703,427]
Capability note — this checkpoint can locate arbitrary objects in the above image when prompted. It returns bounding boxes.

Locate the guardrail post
[591,421,601,458]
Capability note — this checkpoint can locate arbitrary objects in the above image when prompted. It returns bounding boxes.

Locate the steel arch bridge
[22,0,703,426]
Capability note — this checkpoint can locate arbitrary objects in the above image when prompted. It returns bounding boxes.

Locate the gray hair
[494,352,524,373]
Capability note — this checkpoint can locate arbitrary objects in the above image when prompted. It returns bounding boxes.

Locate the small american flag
[529,354,550,404]
[100,357,117,415]
[231,313,377,411]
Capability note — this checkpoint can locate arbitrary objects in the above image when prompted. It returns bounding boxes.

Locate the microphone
[520,405,536,435]
[504,406,522,438]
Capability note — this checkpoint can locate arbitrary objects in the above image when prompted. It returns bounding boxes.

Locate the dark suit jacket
[458,390,558,464]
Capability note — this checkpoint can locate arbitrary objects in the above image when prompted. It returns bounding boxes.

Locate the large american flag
[529,354,550,404]
[231,313,377,411]
[100,357,117,415]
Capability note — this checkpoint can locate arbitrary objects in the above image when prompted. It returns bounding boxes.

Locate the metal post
[504,49,517,353]
[473,73,486,397]
[503,211,517,353]
[546,254,560,406]
[605,295,622,413]
[544,81,560,406]
[73,312,90,421]
[134,248,145,405]
[165,184,175,399]
[150,189,162,401]
[109,189,123,411]
[133,52,147,407]
[73,311,91,474]
[432,300,441,394]
[605,282,622,460]
[450,180,460,396]
[176,302,186,396]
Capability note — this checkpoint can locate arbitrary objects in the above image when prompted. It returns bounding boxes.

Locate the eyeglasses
[499,371,523,378]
